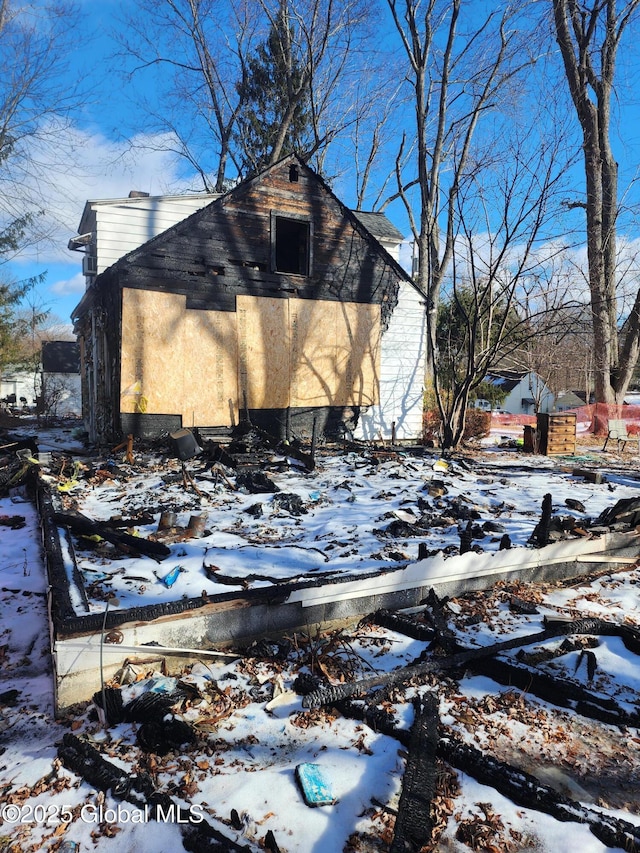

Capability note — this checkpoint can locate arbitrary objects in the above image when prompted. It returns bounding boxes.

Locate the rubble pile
[3,425,637,615]
[44,575,640,852]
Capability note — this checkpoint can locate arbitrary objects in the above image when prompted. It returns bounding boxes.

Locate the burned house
[71,156,426,444]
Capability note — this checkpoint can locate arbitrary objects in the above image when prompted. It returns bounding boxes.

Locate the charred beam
[302,618,629,709]
[468,653,640,728]
[334,701,640,851]
[58,733,256,852]
[367,608,435,642]
[438,736,640,851]
[390,694,439,853]
[53,510,171,560]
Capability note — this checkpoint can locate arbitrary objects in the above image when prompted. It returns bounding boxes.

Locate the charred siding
[117,165,401,325]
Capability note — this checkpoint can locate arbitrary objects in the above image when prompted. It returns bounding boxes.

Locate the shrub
[463,408,491,441]
[422,408,491,445]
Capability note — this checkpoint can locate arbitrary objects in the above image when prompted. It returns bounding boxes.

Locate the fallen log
[389,694,438,853]
[53,510,171,560]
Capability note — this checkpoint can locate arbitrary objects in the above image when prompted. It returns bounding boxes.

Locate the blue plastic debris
[295,763,335,807]
[147,676,179,694]
[160,565,183,588]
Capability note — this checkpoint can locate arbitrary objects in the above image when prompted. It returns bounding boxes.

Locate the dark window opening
[275,217,310,275]
[289,164,299,182]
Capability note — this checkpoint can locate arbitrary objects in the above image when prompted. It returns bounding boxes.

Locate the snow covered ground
[1,422,640,852]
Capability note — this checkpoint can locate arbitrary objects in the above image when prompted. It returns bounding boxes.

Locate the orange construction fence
[491,403,640,436]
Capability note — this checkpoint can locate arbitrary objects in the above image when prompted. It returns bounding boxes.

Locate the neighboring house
[483,369,554,415]
[351,211,405,264]
[71,155,426,444]
[1,367,38,407]
[554,390,588,411]
[41,341,82,417]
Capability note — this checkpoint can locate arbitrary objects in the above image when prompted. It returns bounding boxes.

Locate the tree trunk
[553,0,640,408]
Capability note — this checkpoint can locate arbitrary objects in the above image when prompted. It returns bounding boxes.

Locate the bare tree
[386,0,539,375]
[503,249,596,403]
[553,0,640,410]
[432,132,571,448]
[351,76,405,211]
[384,0,578,448]
[0,0,82,251]
[116,0,258,192]
[117,0,373,187]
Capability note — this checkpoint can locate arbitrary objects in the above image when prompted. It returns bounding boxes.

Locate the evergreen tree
[0,275,45,379]
[234,1,312,175]
[0,198,46,380]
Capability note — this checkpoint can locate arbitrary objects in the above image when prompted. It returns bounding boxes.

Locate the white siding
[503,375,554,415]
[42,373,82,416]
[378,238,401,263]
[81,194,218,275]
[1,370,39,405]
[354,281,426,442]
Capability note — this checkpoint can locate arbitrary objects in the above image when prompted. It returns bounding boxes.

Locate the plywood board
[289,299,338,407]
[121,289,185,414]
[121,288,239,425]
[236,295,290,409]
[182,309,239,426]
[334,302,381,406]
[262,297,380,409]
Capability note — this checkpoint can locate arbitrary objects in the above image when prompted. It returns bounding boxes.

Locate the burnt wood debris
[55,579,640,850]
[53,510,171,560]
[334,597,640,852]
[389,694,439,852]
[58,734,257,852]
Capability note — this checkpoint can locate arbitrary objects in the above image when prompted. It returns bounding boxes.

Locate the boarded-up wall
[121,289,380,427]
[237,295,380,411]
[120,288,239,426]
